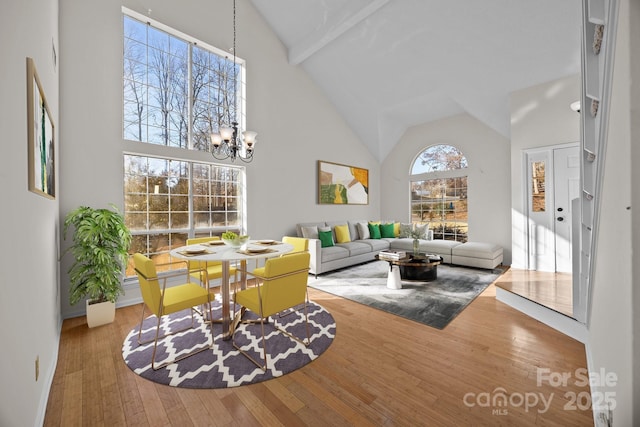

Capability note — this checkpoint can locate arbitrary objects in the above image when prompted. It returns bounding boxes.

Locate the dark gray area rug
[122,300,336,388]
[309,261,502,329]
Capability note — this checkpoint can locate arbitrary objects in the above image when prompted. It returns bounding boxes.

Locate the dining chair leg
[259,317,268,370]
[232,318,268,371]
[151,315,163,370]
[137,304,147,344]
[150,305,215,371]
[274,299,311,347]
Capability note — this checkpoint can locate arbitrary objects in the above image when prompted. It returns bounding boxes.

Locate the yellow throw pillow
[394,222,400,237]
[334,224,351,243]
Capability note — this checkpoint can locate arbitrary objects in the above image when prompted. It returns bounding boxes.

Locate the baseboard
[496,287,588,343]
[36,316,63,426]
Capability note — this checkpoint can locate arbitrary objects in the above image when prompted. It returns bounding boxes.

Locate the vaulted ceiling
[250,0,582,161]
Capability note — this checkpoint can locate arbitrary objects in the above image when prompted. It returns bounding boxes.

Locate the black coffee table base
[399,263,438,281]
[376,253,443,289]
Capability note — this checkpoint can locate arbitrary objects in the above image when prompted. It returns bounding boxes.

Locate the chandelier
[210,0,257,163]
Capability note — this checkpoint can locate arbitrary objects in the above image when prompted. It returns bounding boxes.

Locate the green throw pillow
[380,222,395,238]
[318,230,334,248]
[368,222,381,239]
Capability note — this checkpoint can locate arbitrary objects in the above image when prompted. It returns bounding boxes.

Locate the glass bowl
[222,235,250,249]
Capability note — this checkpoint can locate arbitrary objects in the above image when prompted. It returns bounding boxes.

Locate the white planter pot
[86,299,116,328]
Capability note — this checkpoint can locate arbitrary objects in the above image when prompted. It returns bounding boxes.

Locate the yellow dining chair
[186,236,237,288]
[252,236,308,278]
[133,253,215,370]
[282,236,309,253]
[233,251,311,370]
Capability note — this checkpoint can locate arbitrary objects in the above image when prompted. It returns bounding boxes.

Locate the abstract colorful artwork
[318,160,368,205]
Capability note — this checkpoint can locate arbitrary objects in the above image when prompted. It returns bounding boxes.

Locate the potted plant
[63,204,132,327]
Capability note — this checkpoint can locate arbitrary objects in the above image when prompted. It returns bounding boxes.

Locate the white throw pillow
[414,223,429,239]
[301,225,319,239]
[356,222,370,240]
[399,223,413,238]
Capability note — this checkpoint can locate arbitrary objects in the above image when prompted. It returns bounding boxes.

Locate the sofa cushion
[321,245,349,262]
[355,222,370,240]
[361,238,390,252]
[414,223,430,239]
[390,238,461,253]
[368,222,381,239]
[301,225,319,239]
[421,239,461,252]
[452,242,503,259]
[346,220,365,241]
[296,221,326,238]
[336,241,371,256]
[398,223,413,238]
[380,222,395,238]
[318,228,334,248]
[334,224,351,243]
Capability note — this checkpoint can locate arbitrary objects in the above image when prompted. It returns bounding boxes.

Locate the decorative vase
[413,238,420,255]
[86,299,116,328]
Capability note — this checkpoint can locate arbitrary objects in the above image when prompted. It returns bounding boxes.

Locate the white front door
[553,146,580,273]
[525,144,580,272]
[527,150,554,271]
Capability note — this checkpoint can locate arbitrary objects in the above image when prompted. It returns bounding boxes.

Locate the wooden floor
[494,269,573,317]
[44,278,593,426]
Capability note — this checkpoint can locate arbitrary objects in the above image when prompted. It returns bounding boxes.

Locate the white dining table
[170,240,293,339]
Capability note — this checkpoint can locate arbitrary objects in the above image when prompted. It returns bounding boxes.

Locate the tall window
[123,11,242,150]
[410,145,468,242]
[122,9,247,276]
[124,155,244,276]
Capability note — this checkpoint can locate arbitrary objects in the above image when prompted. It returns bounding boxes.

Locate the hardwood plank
[495,268,573,316]
[44,271,593,426]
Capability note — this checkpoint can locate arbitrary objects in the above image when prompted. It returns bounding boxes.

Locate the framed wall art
[318,160,368,205]
[27,57,55,199]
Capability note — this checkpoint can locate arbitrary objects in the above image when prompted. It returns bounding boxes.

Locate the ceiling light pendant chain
[210,0,257,163]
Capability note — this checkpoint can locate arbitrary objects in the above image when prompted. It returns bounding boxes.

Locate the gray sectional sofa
[295,219,503,276]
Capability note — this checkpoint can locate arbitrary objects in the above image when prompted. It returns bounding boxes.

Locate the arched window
[410,145,468,242]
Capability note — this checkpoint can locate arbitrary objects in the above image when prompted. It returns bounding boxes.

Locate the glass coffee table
[376,253,443,289]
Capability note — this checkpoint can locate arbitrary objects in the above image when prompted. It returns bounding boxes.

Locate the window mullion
[188,162,194,238]
[187,43,193,150]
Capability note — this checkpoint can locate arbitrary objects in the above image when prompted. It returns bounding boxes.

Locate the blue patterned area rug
[309,261,503,329]
[122,300,335,388]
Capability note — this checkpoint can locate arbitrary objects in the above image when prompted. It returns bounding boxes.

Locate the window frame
[122,7,248,150]
[410,145,469,242]
[123,153,246,278]
[121,8,249,278]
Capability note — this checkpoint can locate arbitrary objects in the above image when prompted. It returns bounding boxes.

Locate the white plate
[185,247,207,254]
[257,239,275,244]
[205,240,225,246]
[246,247,269,253]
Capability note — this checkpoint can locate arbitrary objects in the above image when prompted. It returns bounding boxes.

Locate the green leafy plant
[221,231,238,240]
[63,204,132,305]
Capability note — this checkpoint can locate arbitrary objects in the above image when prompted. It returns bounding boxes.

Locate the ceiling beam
[288,0,390,65]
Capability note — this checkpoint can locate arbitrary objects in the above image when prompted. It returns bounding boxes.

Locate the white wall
[58,0,378,318]
[587,0,635,423]
[380,113,512,264]
[631,0,640,420]
[0,0,61,426]
[509,74,581,269]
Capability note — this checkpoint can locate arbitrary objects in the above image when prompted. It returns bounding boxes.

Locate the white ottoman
[451,242,503,269]
[419,240,462,264]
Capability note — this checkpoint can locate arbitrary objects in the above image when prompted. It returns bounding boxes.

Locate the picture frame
[27,57,55,199]
[318,160,368,205]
